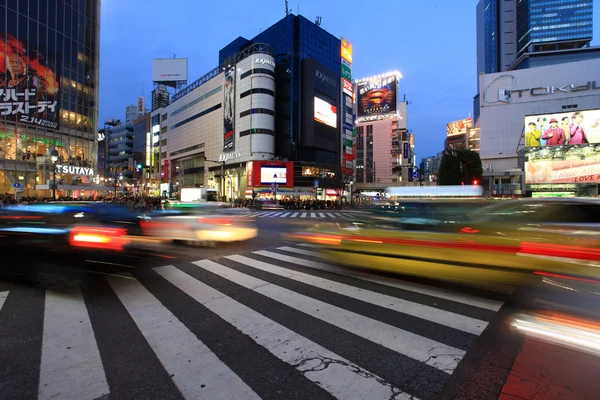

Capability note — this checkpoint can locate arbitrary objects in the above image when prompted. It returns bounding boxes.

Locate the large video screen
[524,109,600,148]
[260,166,287,184]
[0,32,60,130]
[314,96,337,128]
[525,146,600,184]
[357,75,397,117]
[447,118,473,136]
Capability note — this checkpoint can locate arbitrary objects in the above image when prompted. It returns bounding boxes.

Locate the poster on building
[357,75,397,117]
[0,32,60,130]
[525,146,600,184]
[446,118,473,136]
[524,109,600,148]
[223,66,235,151]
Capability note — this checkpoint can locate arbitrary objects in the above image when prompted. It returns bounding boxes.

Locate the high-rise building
[126,105,139,125]
[0,1,101,198]
[474,0,595,121]
[106,122,134,186]
[152,85,170,111]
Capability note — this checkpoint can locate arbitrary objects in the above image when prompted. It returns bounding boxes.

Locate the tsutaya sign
[484,74,600,104]
[56,165,95,176]
[218,151,241,162]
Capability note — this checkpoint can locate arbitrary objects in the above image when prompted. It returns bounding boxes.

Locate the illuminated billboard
[314,96,337,128]
[260,166,287,184]
[223,66,235,151]
[524,109,600,148]
[341,38,353,63]
[525,145,600,184]
[446,118,473,136]
[0,32,60,130]
[152,58,188,86]
[357,73,398,117]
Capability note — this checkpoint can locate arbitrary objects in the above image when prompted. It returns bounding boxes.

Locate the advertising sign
[357,75,397,117]
[403,142,409,159]
[446,118,473,137]
[152,58,189,85]
[524,109,600,148]
[341,38,353,63]
[526,146,600,184]
[314,96,337,128]
[223,66,235,151]
[137,96,144,114]
[342,79,353,97]
[341,58,352,81]
[0,32,60,130]
[246,161,253,187]
[260,166,287,184]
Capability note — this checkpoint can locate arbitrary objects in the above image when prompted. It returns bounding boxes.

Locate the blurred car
[0,202,162,278]
[287,198,600,307]
[142,202,257,245]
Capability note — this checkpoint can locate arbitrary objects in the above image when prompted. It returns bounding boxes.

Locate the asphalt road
[0,211,595,400]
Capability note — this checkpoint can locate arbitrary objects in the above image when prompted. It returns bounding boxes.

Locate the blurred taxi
[142,201,257,245]
[287,198,600,293]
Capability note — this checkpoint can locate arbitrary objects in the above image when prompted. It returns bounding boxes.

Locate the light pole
[349,180,353,207]
[113,163,128,199]
[50,149,58,200]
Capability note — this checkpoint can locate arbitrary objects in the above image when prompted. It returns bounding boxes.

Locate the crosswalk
[240,210,367,219]
[0,244,504,400]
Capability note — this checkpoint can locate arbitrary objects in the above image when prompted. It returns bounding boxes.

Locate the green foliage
[438,150,483,185]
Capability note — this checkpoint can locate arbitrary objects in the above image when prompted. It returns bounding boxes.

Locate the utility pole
[205,159,226,201]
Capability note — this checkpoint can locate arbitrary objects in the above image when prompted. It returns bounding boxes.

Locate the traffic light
[472,179,479,185]
[136,163,143,169]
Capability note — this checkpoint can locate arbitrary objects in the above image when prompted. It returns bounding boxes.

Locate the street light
[349,180,353,207]
[50,149,58,200]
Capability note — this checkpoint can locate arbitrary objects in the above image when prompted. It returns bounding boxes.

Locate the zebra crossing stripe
[290,212,300,218]
[169,263,414,399]
[280,212,291,217]
[238,252,487,335]
[106,275,259,400]
[327,213,337,218]
[192,259,465,373]
[300,213,307,218]
[260,212,278,217]
[275,246,503,312]
[0,291,8,312]
[318,213,326,218]
[39,289,109,400]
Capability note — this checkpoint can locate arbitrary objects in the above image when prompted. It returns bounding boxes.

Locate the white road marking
[318,213,326,218]
[0,291,9,312]
[39,288,109,400]
[300,213,307,218]
[327,213,337,218]
[106,275,259,400]
[233,253,487,335]
[290,212,300,218]
[164,264,416,400]
[260,212,277,217]
[333,213,345,218]
[192,260,464,374]
[274,246,503,311]
[310,213,317,218]
[268,212,282,217]
[280,212,291,217]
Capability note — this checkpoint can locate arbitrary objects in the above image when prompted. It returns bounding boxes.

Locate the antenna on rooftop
[285,0,290,15]
[315,16,322,26]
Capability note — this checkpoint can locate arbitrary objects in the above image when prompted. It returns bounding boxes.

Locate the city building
[126,105,139,125]
[106,122,134,186]
[153,14,353,201]
[354,72,412,191]
[445,118,473,151]
[420,156,437,182]
[474,0,596,121]
[152,85,170,112]
[478,58,600,197]
[0,0,101,198]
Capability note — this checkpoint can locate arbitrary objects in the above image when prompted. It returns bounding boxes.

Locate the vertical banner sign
[340,37,354,176]
[403,142,409,160]
[223,66,236,152]
[246,161,253,186]
[137,96,145,114]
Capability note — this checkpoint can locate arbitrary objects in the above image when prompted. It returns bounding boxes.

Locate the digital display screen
[260,167,287,184]
[314,96,337,128]
[524,109,600,148]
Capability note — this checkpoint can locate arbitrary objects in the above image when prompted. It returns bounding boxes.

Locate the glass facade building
[483,0,499,74]
[0,0,100,198]
[518,0,593,56]
[220,14,341,168]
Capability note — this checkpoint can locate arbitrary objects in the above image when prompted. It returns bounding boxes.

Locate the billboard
[137,96,144,114]
[341,38,353,63]
[357,75,397,117]
[152,58,188,85]
[223,66,235,151]
[260,166,287,184]
[0,33,60,130]
[446,118,473,136]
[314,96,337,128]
[342,79,353,97]
[524,109,600,148]
[525,146,600,184]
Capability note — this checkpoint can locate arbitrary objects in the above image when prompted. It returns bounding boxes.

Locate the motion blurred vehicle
[143,202,257,245]
[0,202,160,279]
[288,198,600,314]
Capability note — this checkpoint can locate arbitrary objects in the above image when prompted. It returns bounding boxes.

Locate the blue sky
[99,0,599,160]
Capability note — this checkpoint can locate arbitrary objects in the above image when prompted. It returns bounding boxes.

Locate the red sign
[343,153,353,161]
[247,161,253,187]
[343,79,353,97]
[163,160,169,183]
[251,161,294,188]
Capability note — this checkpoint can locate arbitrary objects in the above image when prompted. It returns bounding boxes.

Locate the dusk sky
[99,0,600,161]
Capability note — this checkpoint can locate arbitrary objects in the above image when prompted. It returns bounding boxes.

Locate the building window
[170,104,222,130]
[240,68,276,79]
[239,108,275,118]
[239,128,275,137]
[239,88,275,99]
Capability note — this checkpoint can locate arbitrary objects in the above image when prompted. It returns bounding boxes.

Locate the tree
[438,149,483,186]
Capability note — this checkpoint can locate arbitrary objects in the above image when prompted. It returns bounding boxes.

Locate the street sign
[314,179,319,187]
[11,183,20,188]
